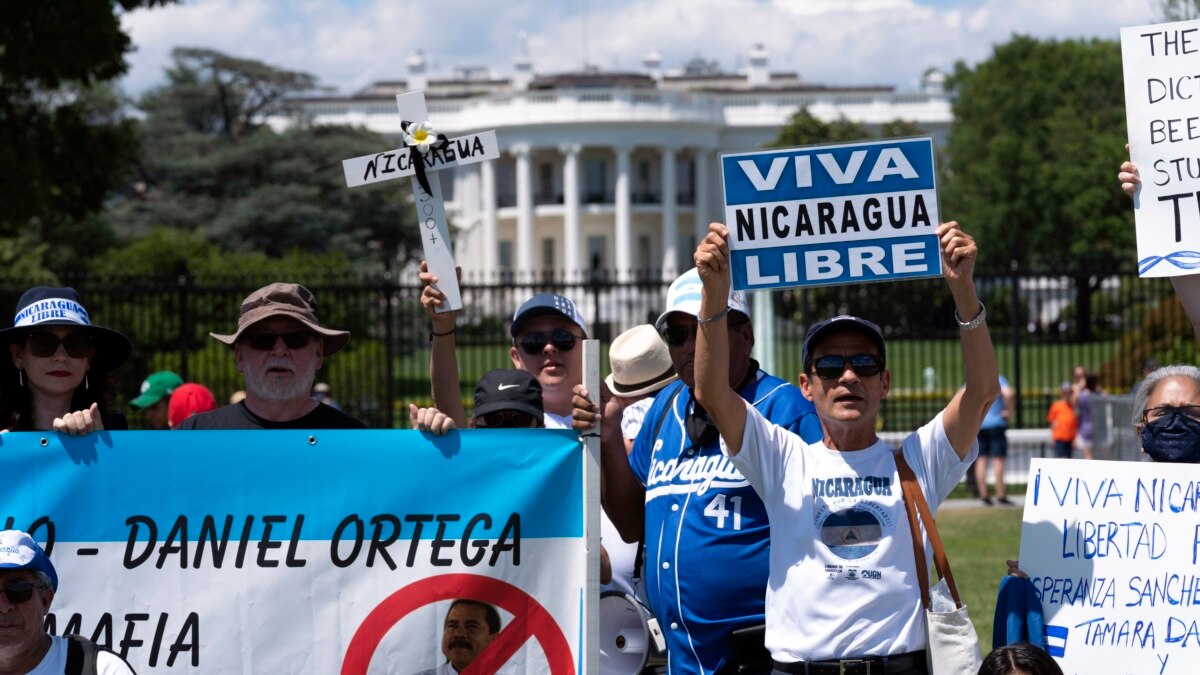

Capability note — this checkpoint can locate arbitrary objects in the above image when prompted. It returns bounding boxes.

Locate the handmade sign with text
[1,428,587,673]
[1122,18,1200,277]
[342,91,500,311]
[720,137,941,290]
[1019,458,1200,674]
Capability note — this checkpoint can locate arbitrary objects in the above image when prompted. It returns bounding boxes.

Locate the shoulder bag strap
[894,450,964,610]
[632,386,683,584]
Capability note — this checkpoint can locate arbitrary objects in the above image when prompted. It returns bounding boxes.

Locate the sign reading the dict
[1018,458,1200,674]
[720,137,941,291]
[1121,19,1200,277]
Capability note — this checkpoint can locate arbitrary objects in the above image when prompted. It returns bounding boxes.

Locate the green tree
[942,36,1131,340]
[108,48,419,268]
[1159,0,1200,20]
[0,1,174,269]
[769,107,872,147]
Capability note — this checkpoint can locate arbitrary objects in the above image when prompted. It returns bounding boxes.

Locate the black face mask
[1141,411,1200,463]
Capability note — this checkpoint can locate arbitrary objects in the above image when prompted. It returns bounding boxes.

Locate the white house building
[294,45,952,283]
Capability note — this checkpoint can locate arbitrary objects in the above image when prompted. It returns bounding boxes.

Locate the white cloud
[119,0,1162,96]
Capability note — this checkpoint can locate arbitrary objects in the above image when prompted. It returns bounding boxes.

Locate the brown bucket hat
[210,283,350,355]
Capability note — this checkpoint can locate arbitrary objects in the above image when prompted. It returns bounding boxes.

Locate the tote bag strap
[894,450,964,610]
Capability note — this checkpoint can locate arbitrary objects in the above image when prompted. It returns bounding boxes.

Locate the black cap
[473,369,544,419]
[802,315,886,366]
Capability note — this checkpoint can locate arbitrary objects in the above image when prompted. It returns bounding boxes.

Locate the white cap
[655,268,750,332]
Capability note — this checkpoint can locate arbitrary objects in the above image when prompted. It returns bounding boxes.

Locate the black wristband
[429,327,456,341]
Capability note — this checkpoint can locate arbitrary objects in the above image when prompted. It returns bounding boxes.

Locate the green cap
[130,371,184,409]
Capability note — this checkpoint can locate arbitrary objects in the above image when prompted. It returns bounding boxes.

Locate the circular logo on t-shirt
[818,502,890,560]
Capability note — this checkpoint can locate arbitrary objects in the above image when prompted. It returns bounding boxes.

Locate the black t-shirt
[174,402,366,430]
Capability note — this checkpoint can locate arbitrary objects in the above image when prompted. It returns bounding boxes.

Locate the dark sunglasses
[477,410,539,428]
[27,331,91,358]
[517,329,580,355]
[1143,404,1200,425]
[243,332,315,351]
[1,581,45,604]
[811,353,885,380]
[660,319,747,347]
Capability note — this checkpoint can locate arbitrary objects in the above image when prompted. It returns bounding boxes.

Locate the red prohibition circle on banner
[341,573,575,675]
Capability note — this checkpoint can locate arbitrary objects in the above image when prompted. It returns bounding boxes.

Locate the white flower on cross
[403,121,439,155]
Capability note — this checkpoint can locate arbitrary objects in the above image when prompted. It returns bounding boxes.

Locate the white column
[694,147,711,242]
[660,145,678,280]
[614,144,632,282]
[481,158,497,281]
[514,144,534,279]
[561,143,582,282]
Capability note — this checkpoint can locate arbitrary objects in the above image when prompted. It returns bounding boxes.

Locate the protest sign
[1121,19,1200,277]
[342,91,501,312]
[1,428,588,674]
[719,137,941,291]
[1018,458,1200,674]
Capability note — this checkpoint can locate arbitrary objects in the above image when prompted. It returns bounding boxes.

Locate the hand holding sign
[693,223,732,304]
[937,221,977,286]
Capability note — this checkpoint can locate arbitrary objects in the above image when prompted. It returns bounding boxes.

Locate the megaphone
[600,591,667,675]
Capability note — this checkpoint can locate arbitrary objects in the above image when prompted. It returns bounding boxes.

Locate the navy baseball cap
[802,315,886,366]
[473,369,544,419]
[510,293,588,338]
[0,530,58,591]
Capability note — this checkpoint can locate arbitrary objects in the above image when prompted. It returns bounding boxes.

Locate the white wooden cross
[342,91,500,311]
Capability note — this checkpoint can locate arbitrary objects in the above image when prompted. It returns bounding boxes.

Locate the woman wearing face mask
[0,287,132,435]
[1132,364,1200,463]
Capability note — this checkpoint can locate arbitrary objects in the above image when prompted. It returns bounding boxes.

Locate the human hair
[0,365,117,432]
[448,599,502,635]
[1131,364,1200,427]
[32,570,53,590]
[978,643,1063,675]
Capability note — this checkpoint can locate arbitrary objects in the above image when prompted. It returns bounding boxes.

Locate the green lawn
[938,505,1026,653]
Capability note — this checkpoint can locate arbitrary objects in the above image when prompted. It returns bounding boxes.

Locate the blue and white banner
[2,429,586,674]
[1019,458,1200,674]
[720,137,942,290]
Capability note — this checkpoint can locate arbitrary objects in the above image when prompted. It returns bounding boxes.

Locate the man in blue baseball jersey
[575,267,819,675]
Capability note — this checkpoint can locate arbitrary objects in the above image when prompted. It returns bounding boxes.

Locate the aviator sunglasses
[243,332,315,351]
[811,353,885,380]
[1,581,46,604]
[476,410,539,428]
[660,317,748,347]
[517,329,580,355]
[26,332,91,358]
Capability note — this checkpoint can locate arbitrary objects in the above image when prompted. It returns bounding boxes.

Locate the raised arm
[420,261,468,427]
[693,223,748,455]
[937,221,1000,458]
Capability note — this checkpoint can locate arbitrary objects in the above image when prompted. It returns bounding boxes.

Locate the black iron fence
[6,264,1190,430]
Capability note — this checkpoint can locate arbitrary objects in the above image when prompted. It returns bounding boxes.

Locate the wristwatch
[955,302,987,332]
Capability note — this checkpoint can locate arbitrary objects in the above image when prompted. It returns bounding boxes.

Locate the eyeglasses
[811,353,885,380]
[1142,404,1200,424]
[476,410,539,428]
[27,332,91,358]
[517,329,580,355]
[1,581,46,604]
[660,319,748,347]
[242,332,315,351]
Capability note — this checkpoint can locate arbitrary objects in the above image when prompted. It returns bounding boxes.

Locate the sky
[119,0,1166,96]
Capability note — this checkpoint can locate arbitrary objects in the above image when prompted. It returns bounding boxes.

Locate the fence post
[178,273,191,382]
[1009,259,1022,428]
[383,271,396,429]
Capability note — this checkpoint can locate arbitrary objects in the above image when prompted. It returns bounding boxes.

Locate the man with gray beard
[175,283,365,429]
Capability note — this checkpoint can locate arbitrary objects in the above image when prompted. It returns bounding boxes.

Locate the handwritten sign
[1,429,587,673]
[1019,458,1200,674]
[719,137,942,290]
[342,92,500,312]
[1121,19,1200,277]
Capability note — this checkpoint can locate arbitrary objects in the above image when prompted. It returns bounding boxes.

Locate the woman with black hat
[0,287,132,434]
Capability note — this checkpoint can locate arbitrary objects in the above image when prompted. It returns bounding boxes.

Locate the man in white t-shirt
[691,221,999,675]
[0,530,135,674]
